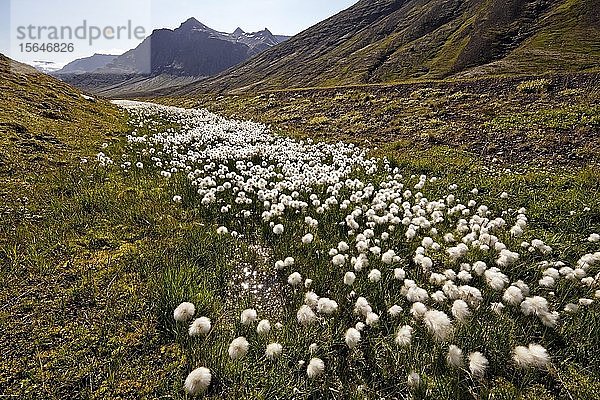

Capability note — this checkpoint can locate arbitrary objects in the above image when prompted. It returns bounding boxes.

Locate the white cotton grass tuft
[307,358,325,379]
[297,305,317,325]
[240,309,258,325]
[288,272,303,286]
[451,300,471,322]
[344,271,356,286]
[345,328,361,349]
[257,319,271,335]
[184,367,211,395]
[354,297,373,317]
[266,343,283,360]
[332,254,346,266]
[305,291,319,308]
[388,305,403,317]
[513,343,550,369]
[490,303,505,315]
[284,257,295,267]
[368,269,382,282]
[366,312,380,326]
[317,298,339,315]
[272,224,284,235]
[394,268,406,280]
[189,317,211,336]
[410,302,428,319]
[468,352,488,377]
[446,345,464,368]
[423,310,452,341]
[302,233,314,244]
[503,286,524,306]
[395,325,413,347]
[174,302,195,322]
[228,337,249,360]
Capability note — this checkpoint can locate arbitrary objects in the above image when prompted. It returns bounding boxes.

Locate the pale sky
[0,0,356,68]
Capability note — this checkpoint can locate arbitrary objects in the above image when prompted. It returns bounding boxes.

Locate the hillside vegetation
[176,0,600,94]
[159,72,600,168]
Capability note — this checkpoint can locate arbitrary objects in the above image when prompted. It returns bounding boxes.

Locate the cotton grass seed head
[447,345,464,368]
[366,312,380,326]
[228,337,249,360]
[407,372,421,390]
[423,310,452,341]
[273,224,284,235]
[240,309,258,325]
[345,328,361,349]
[468,352,488,377]
[451,300,471,322]
[184,367,211,395]
[266,343,283,360]
[388,305,403,317]
[174,302,195,322]
[305,291,319,308]
[257,319,271,335]
[297,305,317,326]
[344,271,356,286]
[317,298,338,315]
[368,269,382,282]
[288,272,303,286]
[395,325,413,347]
[307,358,325,379]
[513,343,550,368]
[189,317,211,336]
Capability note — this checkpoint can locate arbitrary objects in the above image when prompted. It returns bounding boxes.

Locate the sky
[0,0,356,68]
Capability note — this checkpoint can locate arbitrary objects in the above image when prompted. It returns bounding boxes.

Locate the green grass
[2,62,600,398]
[485,105,600,131]
[2,106,600,399]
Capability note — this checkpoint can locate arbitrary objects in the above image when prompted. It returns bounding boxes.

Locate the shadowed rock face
[56,54,117,75]
[93,18,289,77]
[57,18,290,94]
[179,0,599,94]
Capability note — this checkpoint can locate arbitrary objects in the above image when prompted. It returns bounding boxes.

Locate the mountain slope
[0,53,124,175]
[56,54,117,75]
[181,0,600,93]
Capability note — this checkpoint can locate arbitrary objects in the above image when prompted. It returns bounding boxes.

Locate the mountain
[55,54,118,75]
[179,0,600,94]
[58,18,289,95]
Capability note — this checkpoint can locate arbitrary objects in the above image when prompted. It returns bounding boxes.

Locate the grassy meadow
[1,69,600,400]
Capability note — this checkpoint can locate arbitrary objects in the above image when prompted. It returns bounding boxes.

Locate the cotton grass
[228,337,249,360]
[184,367,211,395]
[307,358,325,378]
[174,302,195,322]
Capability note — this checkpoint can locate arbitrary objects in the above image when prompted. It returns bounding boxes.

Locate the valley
[1,0,599,399]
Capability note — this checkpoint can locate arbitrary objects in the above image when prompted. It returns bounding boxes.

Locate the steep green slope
[180,0,599,94]
[0,53,125,176]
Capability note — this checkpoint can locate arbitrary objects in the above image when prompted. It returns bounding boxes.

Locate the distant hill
[58,18,290,95]
[0,53,123,175]
[177,0,600,94]
[55,54,117,75]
